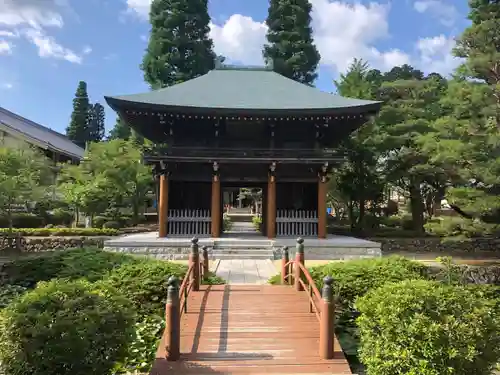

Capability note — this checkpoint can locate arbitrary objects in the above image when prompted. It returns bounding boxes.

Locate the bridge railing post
[189,237,200,291]
[294,237,305,291]
[165,276,180,361]
[202,245,209,279]
[281,246,289,284]
[319,276,335,360]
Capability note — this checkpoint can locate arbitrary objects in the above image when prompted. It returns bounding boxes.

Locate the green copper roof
[105,66,381,115]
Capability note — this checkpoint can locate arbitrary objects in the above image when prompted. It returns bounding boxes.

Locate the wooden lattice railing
[281,238,336,360]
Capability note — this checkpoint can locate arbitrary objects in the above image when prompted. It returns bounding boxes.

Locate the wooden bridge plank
[151,285,352,374]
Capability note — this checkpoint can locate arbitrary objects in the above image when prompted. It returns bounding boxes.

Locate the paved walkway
[215,259,277,284]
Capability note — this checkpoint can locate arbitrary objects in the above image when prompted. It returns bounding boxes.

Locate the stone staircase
[210,238,276,259]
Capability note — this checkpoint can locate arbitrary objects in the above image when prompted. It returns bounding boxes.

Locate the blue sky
[0,0,469,136]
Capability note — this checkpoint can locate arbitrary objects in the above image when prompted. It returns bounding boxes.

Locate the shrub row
[0,210,73,228]
[270,256,500,375]
[0,248,225,375]
[0,227,120,237]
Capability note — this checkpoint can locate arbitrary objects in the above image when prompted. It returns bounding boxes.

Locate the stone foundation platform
[103,232,381,260]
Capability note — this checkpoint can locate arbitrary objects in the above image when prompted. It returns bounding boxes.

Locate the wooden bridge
[150,238,352,375]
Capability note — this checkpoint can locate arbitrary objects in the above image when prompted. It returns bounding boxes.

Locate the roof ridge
[213,64,273,72]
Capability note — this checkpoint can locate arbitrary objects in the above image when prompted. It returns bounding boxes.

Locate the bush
[0,284,27,308]
[308,256,428,310]
[356,280,500,375]
[252,215,262,230]
[0,248,139,288]
[0,213,45,228]
[425,216,500,238]
[0,279,136,375]
[0,227,119,236]
[93,215,107,229]
[103,261,187,315]
[103,220,122,229]
[112,315,165,374]
[47,208,73,226]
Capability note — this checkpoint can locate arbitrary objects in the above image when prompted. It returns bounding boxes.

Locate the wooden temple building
[105,66,381,239]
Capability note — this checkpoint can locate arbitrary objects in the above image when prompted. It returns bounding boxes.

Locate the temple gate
[105,66,381,239]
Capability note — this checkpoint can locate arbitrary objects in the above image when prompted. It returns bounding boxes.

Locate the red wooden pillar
[158,174,169,238]
[318,172,328,239]
[211,164,221,238]
[266,170,276,239]
[165,276,180,361]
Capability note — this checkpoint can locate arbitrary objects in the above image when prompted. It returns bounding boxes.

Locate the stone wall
[373,237,500,253]
[1,236,112,253]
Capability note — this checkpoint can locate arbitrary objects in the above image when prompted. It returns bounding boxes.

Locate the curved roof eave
[104,95,382,117]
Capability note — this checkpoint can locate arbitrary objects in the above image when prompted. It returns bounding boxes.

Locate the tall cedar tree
[88,103,105,142]
[263,0,320,85]
[108,117,131,140]
[66,81,90,147]
[141,0,216,88]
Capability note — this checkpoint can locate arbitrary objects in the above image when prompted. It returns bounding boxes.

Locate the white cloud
[0,40,13,55]
[2,82,13,89]
[413,0,458,27]
[24,28,82,63]
[0,0,84,63]
[209,15,267,65]
[127,0,460,76]
[416,34,461,74]
[126,0,151,19]
[82,45,92,54]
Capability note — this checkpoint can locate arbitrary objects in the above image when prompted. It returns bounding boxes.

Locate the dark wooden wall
[276,182,317,210]
[169,181,212,210]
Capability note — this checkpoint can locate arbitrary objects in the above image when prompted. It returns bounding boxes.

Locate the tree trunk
[409,180,425,233]
[358,198,366,230]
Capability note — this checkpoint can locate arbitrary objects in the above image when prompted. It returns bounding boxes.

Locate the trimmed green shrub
[47,208,73,226]
[103,220,122,229]
[0,213,45,228]
[425,216,500,238]
[0,227,119,236]
[0,279,136,375]
[309,256,428,309]
[104,261,187,315]
[0,284,27,308]
[93,215,107,228]
[0,248,138,288]
[357,280,500,375]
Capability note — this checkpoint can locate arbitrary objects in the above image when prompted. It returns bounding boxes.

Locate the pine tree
[108,117,131,140]
[88,103,105,142]
[263,0,320,85]
[141,0,216,88]
[66,81,90,147]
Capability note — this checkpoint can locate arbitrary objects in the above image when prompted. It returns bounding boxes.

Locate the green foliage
[0,213,45,228]
[141,0,216,88]
[0,145,53,229]
[47,208,73,226]
[66,81,91,147]
[0,227,119,236]
[263,0,320,85]
[252,215,262,230]
[93,215,107,228]
[103,261,187,315]
[309,256,428,309]
[0,284,27,308]
[356,280,500,375]
[0,279,136,375]
[112,315,165,374]
[0,248,137,288]
[222,213,233,231]
[58,139,152,223]
[108,117,132,140]
[424,216,500,239]
[103,220,122,229]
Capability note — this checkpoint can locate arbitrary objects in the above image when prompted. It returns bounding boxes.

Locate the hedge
[0,279,136,375]
[0,227,119,236]
[357,280,500,375]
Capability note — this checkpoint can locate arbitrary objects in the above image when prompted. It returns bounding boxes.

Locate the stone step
[210,253,274,260]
